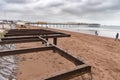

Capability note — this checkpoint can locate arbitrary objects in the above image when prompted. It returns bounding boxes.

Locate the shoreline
[16,26,120,80]
[40,26,115,40]
[39,25,120,39]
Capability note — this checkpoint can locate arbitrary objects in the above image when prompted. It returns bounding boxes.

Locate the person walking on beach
[115,33,119,41]
[95,30,98,36]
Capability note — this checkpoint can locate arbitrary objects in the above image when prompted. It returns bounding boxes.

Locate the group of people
[95,31,119,41]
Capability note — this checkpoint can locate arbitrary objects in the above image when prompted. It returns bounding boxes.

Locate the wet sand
[16,26,120,80]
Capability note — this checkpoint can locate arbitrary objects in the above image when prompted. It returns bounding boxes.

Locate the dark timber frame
[0,29,92,80]
[2,29,70,45]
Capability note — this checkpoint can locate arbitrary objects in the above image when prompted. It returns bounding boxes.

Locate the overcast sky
[0,0,120,25]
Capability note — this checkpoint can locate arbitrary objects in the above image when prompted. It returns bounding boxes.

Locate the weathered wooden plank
[0,46,53,57]
[1,34,70,41]
[0,38,42,44]
[53,46,84,65]
[45,64,91,80]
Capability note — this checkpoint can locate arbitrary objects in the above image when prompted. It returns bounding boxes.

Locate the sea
[37,24,120,39]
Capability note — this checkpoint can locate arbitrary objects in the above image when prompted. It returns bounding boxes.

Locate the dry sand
[16,26,120,80]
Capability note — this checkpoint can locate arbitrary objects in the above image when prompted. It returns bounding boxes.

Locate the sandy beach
[16,26,120,80]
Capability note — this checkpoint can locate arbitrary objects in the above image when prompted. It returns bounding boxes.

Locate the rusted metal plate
[0,38,42,44]
[5,29,65,37]
[53,46,84,65]
[2,34,70,41]
[45,64,91,80]
[1,36,38,40]
[0,46,53,57]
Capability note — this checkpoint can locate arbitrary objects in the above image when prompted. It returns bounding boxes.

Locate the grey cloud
[4,0,39,4]
[47,2,64,7]
[66,0,82,2]
[0,1,6,10]
[0,0,120,25]
[4,0,27,4]
[61,0,120,16]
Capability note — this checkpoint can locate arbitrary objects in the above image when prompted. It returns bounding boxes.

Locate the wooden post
[53,38,57,53]
[53,38,57,45]
[46,38,48,41]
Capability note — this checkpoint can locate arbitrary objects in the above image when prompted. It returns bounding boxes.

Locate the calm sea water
[38,24,120,39]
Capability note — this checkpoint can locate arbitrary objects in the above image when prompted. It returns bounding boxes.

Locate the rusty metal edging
[0,38,42,44]
[0,46,53,57]
[5,29,66,37]
[1,34,70,41]
[52,46,84,65]
[45,64,91,80]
